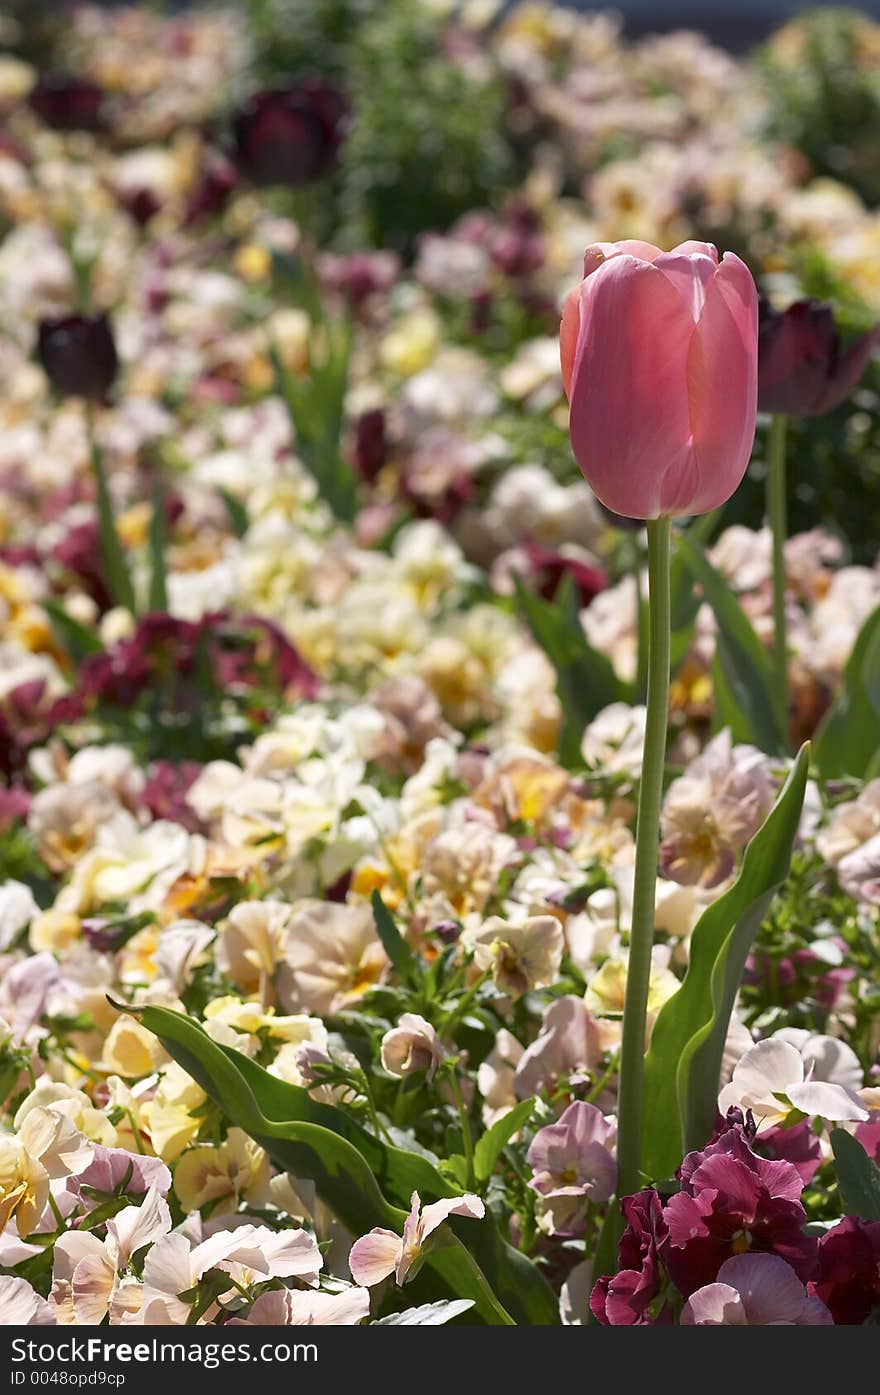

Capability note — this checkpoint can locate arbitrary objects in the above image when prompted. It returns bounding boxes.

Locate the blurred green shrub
[243,0,515,255]
[757,7,880,205]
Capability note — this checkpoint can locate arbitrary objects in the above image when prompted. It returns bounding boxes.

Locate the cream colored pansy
[0,1108,93,1237]
[278,900,388,1016]
[56,819,204,916]
[140,1224,322,1325]
[100,1016,166,1079]
[585,949,680,1021]
[581,703,648,778]
[15,1083,116,1148]
[462,915,564,999]
[142,1063,207,1163]
[216,900,292,994]
[27,781,126,874]
[718,1034,868,1132]
[0,880,39,951]
[421,822,519,921]
[49,1187,170,1325]
[173,1129,271,1215]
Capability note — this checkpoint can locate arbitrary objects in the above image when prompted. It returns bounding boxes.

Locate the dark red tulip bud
[29,72,104,132]
[118,187,162,228]
[521,542,607,607]
[351,408,388,483]
[758,297,880,417]
[37,313,118,402]
[233,82,349,188]
[183,157,237,227]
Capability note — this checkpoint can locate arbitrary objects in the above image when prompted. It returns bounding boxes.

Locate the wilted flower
[348,1190,484,1288]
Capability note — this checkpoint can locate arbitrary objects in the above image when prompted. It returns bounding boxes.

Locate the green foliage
[133,1004,559,1325]
[473,1098,534,1184]
[89,437,135,614]
[815,605,880,779]
[513,574,625,767]
[676,531,786,756]
[371,891,419,986]
[757,8,880,206]
[640,745,810,1180]
[270,314,358,523]
[244,0,515,255]
[831,1128,880,1221]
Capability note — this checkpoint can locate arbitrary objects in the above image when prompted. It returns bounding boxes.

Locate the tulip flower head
[37,314,119,403]
[560,240,758,519]
[29,73,105,133]
[758,297,880,417]
[233,84,349,189]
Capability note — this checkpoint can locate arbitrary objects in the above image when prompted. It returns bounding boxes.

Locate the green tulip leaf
[514,573,624,766]
[676,532,785,756]
[814,604,880,779]
[640,744,809,1180]
[831,1127,880,1221]
[131,1004,558,1325]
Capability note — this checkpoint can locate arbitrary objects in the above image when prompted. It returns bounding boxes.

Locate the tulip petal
[656,249,719,322]
[568,255,695,519]
[560,286,580,400]
[678,251,757,515]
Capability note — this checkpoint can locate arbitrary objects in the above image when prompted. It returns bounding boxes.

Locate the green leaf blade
[640,744,810,1180]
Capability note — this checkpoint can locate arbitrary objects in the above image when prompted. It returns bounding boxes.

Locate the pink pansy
[682,1253,833,1326]
[718,1036,868,1130]
[527,1101,617,1233]
[349,1191,485,1288]
[513,996,603,1099]
[65,1145,171,1207]
[228,1286,370,1326]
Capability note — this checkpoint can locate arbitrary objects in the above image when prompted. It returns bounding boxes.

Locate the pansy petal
[348,1229,402,1287]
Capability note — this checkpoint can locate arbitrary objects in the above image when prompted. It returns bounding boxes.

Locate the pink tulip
[560,240,758,519]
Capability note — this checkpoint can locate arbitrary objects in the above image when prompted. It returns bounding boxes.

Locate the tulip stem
[615,514,671,1205]
[767,414,789,741]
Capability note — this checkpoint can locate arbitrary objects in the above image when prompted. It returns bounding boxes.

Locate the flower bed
[0,0,879,1329]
